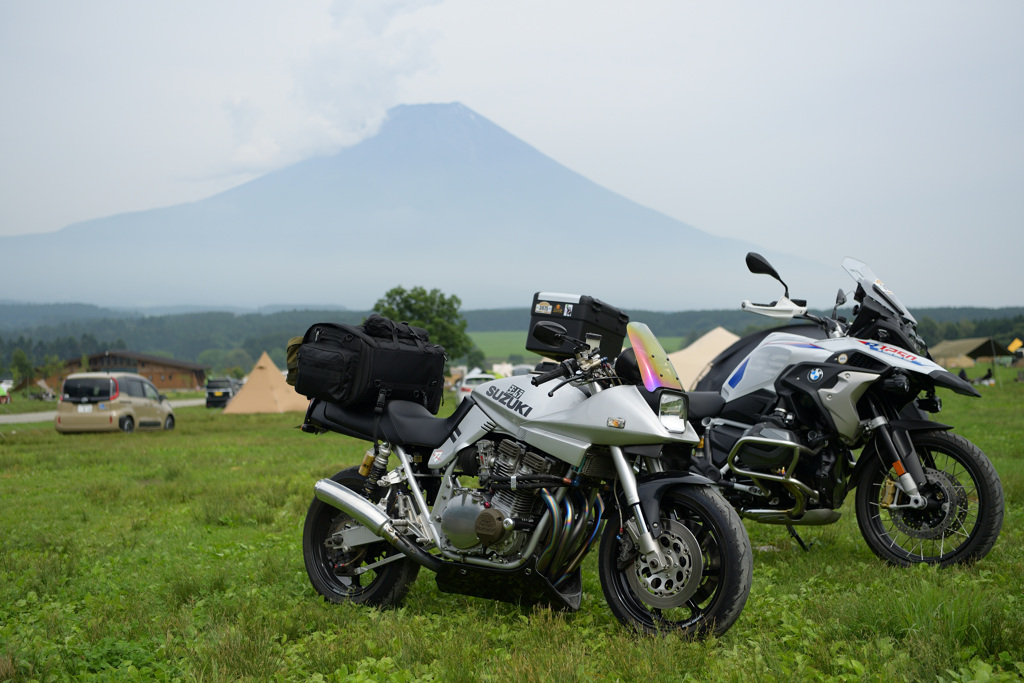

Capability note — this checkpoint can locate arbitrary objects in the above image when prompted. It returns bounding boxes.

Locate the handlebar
[531,359,574,387]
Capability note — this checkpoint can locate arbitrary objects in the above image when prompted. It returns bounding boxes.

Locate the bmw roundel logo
[808,368,824,382]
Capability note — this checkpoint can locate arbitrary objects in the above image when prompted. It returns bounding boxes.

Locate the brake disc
[890,469,968,540]
[626,518,704,609]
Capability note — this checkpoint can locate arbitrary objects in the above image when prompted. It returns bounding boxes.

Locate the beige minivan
[55,372,175,434]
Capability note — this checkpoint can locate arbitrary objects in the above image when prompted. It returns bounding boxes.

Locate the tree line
[2,300,1023,380]
[0,287,476,381]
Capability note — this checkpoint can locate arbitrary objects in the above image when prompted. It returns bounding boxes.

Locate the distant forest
[1,302,1023,377]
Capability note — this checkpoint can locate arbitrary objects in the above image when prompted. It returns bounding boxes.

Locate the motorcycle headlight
[658,391,689,433]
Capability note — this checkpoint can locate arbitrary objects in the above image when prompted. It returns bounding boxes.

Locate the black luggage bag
[293,314,447,414]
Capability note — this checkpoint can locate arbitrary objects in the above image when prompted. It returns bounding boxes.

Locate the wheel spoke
[856,432,1000,565]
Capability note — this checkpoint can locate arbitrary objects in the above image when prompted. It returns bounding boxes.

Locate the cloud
[0,1,447,236]
[222,0,443,172]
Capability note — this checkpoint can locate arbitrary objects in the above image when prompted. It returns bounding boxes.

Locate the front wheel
[303,466,420,607]
[854,430,1004,567]
[598,485,752,638]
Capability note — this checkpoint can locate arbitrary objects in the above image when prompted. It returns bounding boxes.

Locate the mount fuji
[1,103,830,311]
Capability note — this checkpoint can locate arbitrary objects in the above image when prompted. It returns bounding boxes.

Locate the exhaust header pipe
[314,478,442,572]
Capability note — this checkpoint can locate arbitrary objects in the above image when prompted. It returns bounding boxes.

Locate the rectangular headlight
[658,391,688,433]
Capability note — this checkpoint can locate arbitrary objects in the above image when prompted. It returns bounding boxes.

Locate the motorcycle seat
[311,397,475,448]
[686,391,726,423]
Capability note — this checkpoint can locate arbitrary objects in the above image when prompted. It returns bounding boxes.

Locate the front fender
[632,471,716,539]
[849,424,953,488]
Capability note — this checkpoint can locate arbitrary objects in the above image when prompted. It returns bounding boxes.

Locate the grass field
[1,369,1022,681]
[0,390,205,418]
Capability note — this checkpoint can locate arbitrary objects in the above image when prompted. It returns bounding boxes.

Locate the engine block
[439,439,559,558]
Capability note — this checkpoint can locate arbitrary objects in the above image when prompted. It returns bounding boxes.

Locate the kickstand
[787,525,809,552]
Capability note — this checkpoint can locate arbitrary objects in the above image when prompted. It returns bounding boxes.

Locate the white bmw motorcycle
[674,253,1004,566]
[301,321,752,636]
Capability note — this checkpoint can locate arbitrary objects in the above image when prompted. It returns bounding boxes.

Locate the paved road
[0,397,206,425]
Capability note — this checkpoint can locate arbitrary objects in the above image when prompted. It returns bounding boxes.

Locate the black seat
[686,391,726,423]
[311,397,476,449]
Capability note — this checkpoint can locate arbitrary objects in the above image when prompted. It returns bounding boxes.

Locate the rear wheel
[119,416,135,433]
[855,430,1003,566]
[303,466,419,607]
[598,485,752,637]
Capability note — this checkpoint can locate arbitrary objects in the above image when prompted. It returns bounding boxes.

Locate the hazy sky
[2,1,1022,305]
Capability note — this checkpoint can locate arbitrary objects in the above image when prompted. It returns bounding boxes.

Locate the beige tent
[667,327,740,390]
[223,352,309,414]
[929,337,1008,369]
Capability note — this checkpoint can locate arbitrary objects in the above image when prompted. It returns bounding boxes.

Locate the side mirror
[532,321,567,347]
[745,252,780,280]
[745,252,790,299]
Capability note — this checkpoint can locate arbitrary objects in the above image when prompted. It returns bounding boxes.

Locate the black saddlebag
[294,314,447,414]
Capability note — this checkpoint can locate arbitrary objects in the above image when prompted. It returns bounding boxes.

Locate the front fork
[610,445,669,570]
[866,412,928,510]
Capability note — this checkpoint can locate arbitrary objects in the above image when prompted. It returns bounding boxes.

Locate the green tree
[268,348,286,369]
[197,349,227,373]
[40,354,66,388]
[466,346,486,371]
[225,366,247,380]
[224,349,253,373]
[917,316,941,345]
[373,286,473,360]
[11,348,33,385]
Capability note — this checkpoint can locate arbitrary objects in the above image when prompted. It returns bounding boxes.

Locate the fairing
[435,324,698,467]
[722,333,974,405]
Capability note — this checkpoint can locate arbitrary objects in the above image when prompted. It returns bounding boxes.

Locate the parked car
[454,370,496,405]
[205,377,243,408]
[55,372,175,433]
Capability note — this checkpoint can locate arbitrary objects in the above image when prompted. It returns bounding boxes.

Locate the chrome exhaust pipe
[314,478,443,572]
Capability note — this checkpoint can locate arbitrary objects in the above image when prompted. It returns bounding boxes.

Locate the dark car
[205,378,243,408]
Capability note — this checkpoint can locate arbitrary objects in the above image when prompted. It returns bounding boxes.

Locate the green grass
[0,389,203,417]
[0,395,58,416]
[1,377,1023,682]
[468,331,544,364]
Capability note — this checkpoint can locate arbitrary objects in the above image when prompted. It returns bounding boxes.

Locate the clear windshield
[626,322,684,392]
[842,257,916,324]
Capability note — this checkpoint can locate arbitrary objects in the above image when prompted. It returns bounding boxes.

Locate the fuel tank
[474,378,697,466]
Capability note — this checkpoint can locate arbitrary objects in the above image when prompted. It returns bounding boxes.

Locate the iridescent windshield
[627,322,684,392]
[842,257,916,323]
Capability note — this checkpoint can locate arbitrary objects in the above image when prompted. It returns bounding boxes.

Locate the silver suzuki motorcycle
[301,321,752,637]
[672,253,1004,566]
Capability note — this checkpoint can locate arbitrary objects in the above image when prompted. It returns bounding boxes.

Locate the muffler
[739,508,842,526]
[314,479,443,572]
